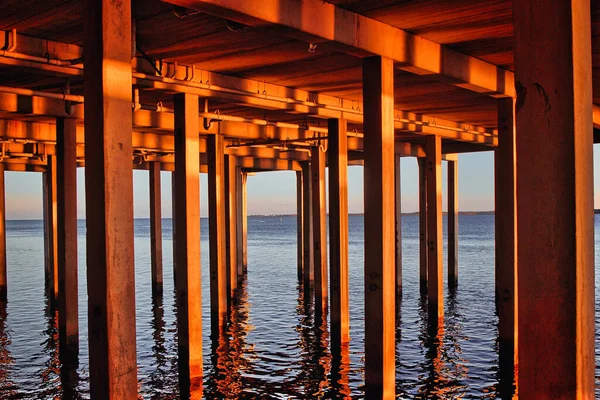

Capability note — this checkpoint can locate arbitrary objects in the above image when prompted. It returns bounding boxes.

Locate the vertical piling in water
[447,160,458,288]
[394,153,402,297]
[224,154,238,298]
[296,171,304,281]
[207,133,228,333]
[311,146,327,316]
[514,1,594,395]
[495,97,517,395]
[302,162,314,289]
[83,0,137,396]
[362,55,395,398]
[418,157,428,290]
[235,168,244,279]
[56,117,78,357]
[43,155,58,300]
[425,135,443,325]
[0,163,6,301]
[149,161,163,296]
[171,171,177,283]
[328,118,349,347]
[173,92,203,395]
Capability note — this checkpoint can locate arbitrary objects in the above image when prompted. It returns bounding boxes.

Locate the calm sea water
[0,215,598,399]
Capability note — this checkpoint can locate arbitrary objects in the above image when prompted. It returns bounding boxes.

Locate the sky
[3,147,600,219]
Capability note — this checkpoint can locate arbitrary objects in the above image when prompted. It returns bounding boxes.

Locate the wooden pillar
[495,98,517,392]
[235,168,245,278]
[447,160,458,287]
[173,92,203,394]
[362,55,395,398]
[296,171,304,281]
[43,155,58,300]
[171,171,177,282]
[149,162,163,296]
[83,0,137,397]
[311,146,327,315]
[224,154,238,297]
[394,154,402,296]
[328,118,349,346]
[417,158,428,288]
[0,164,5,301]
[302,162,314,287]
[514,1,594,396]
[425,135,443,323]
[207,133,228,332]
[56,118,78,357]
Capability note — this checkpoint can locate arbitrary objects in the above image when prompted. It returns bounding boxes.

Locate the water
[0,215,597,398]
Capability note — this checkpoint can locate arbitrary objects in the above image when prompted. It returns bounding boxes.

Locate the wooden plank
[56,117,79,358]
[311,145,327,316]
[328,118,349,347]
[296,171,304,281]
[0,164,6,301]
[425,135,443,323]
[494,97,517,395]
[207,133,228,333]
[302,162,314,286]
[225,154,238,297]
[167,0,515,98]
[418,157,428,288]
[43,155,58,300]
[83,0,137,397]
[362,55,395,398]
[149,161,163,295]
[447,160,458,287]
[514,0,594,396]
[394,153,402,296]
[173,92,203,395]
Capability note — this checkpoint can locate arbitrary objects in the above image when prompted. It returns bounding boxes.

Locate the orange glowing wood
[514,0,594,397]
[362,55,395,398]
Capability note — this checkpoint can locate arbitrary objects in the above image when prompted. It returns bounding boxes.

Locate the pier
[0,0,597,398]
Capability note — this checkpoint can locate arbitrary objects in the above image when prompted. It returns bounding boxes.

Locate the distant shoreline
[6,210,600,221]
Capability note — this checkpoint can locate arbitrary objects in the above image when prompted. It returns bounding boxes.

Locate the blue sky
[4,147,600,219]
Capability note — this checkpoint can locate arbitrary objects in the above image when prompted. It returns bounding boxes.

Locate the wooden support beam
[149,162,163,296]
[311,145,327,316]
[362,56,395,398]
[225,154,238,298]
[168,0,514,98]
[83,0,137,397]
[495,97,517,395]
[447,160,458,287]
[241,172,248,273]
[0,164,6,301]
[328,118,349,347]
[174,92,203,395]
[418,158,428,288]
[171,171,177,283]
[514,1,594,396]
[296,171,304,281]
[235,168,247,277]
[207,133,228,332]
[43,155,58,300]
[394,154,402,297]
[302,162,314,286]
[425,135,443,324]
[56,118,78,358]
